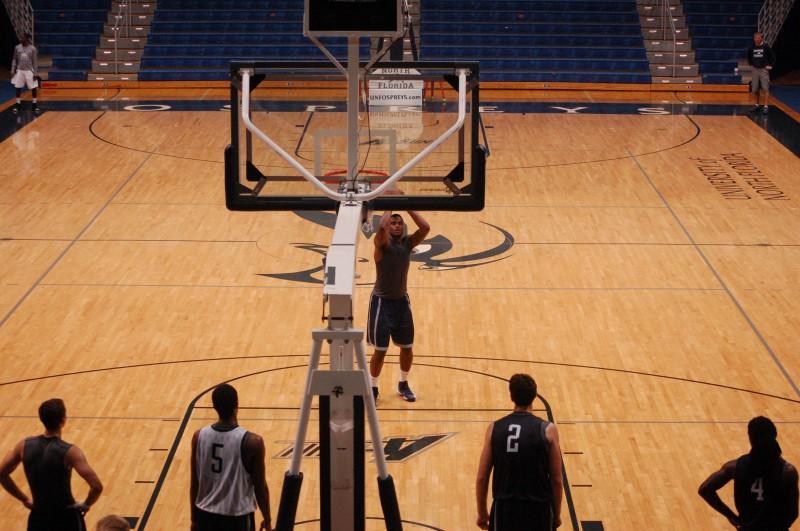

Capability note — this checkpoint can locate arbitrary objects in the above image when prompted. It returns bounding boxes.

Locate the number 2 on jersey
[506,424,521,453]
[211,443,224,473]
[751,477,764,501]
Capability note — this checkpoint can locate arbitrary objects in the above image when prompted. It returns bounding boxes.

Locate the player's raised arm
[374,210,393,249]
[407,210,430,249]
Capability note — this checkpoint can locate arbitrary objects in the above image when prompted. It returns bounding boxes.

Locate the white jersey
[194,425,256,516]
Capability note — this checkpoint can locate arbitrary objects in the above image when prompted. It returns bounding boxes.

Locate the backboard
[224,61,486,212]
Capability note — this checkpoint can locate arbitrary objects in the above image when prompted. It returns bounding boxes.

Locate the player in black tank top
[368,204,430,403]
[477,374,564,530]
[0,399,103,531]
[700,416,798,530]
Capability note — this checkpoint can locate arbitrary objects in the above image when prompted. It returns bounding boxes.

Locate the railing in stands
[2,0,34,42]
[759,0,796,45]
[110,0,144,74]
[660,0,678,77]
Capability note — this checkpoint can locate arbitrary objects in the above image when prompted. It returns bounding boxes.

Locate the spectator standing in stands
[0,398,104,531]
[10,32,40,114]
[747,32,776,114]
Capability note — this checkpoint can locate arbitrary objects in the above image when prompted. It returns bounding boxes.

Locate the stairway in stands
[89,0,157,81]
[638,0,701,84]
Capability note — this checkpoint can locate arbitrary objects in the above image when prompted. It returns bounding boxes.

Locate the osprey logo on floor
[260,211,515,284]
[274,433,455,462]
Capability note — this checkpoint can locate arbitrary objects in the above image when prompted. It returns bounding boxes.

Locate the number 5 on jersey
[211,443,224,473]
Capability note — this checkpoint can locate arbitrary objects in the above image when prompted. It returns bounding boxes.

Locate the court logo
[274,433,455,462]
[260,211,515,284]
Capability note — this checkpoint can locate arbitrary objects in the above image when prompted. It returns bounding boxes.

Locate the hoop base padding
[275,472,304,531]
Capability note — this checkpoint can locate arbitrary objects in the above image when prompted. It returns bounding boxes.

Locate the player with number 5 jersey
[191,384,273,531]
[476,374,564,530]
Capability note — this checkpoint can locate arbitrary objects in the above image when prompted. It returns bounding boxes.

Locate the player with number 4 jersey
[191,384,273,531]
[699,416,798,530]
[476,374,564,530]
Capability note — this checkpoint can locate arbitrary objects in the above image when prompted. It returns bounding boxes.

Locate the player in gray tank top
[368,205,430,403]
[191,383,273,531]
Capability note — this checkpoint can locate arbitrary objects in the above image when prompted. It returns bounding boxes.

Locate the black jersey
[374,235,412,299]
[734,454,791,530]
[23,435,76,511]
[491,412,552,503]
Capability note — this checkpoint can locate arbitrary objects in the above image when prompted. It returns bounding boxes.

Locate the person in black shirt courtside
[476,373,564,530]
[699,416,798,530]
[0,398,104,531]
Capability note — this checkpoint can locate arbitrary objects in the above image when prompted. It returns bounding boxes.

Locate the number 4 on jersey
[751,477,764,501]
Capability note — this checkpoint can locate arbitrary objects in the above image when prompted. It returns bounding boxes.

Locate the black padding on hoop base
[275,472,303,531]
[378,475,403,531]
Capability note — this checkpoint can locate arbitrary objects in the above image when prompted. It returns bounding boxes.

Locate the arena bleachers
[140,0,370,80]
[683,0,761,84]
[27,0,761,85]
[33,0,110,81]
[419,0,651,83]
[139,0,652,82]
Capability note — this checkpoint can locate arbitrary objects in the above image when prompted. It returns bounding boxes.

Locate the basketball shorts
[367,293,414,351]
[28,508,86,531]
[489,499,554,531]
[750,67,770,92]
[11,70,39,90]
[194,507,257,531]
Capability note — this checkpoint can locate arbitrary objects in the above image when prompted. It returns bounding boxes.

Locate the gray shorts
[750,67,770,92]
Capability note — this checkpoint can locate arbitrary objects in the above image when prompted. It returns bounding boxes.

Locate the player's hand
[259,520,272,530]
[70,502,90,514]
[554,514,563,528]
[476,513,489,529]
[766,66,773,70]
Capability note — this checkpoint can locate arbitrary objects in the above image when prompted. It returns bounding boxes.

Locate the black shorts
[28,508,86,531]
[195,507,256,531]
[367,293,414,351]
[489,499,554,531]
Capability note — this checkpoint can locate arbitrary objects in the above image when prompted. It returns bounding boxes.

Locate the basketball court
[2,58,800,530]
